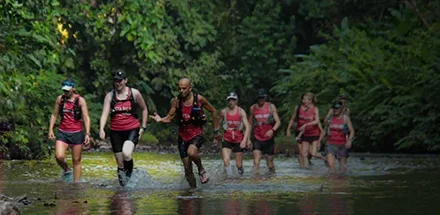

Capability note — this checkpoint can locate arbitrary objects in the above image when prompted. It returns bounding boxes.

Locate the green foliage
[273,5,440,152]
[1,0,439,159]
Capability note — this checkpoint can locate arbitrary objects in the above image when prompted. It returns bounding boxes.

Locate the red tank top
[252,102,274,141]
[110,88,140,131]
[178,99,203,142]
[327,116,347,145]
[59,95,83,132]
[297,105,320,136]
[223,108,244,143]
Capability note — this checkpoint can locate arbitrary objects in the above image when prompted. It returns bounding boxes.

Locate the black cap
[332,101,343,109]
[113,69,127,80]
[257,88,267,98]
[338,94,347,100]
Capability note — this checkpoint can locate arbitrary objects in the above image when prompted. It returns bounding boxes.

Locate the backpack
[59,95,82,121]
[327,114,349,135]
[176,93,206,126]
[110,88,138,118]
[222,107,244,131]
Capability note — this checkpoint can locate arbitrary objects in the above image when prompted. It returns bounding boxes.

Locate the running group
[49,70,355,188]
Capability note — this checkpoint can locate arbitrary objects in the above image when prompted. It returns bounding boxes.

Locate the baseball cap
[61,80,75,91]
[338,94,347,100]
[226,92,238,100]
[113,69,127,80]
[332,101,343,109]
[257,88,267,98]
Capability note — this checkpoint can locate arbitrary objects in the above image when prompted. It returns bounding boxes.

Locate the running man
[48,79,91,183]
[99,69,148,187]
[151,78,221,188]
[321,101,355,174]
[248,88,281,175]
[220,92,251,176]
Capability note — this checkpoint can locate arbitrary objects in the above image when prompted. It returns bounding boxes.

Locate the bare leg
[122,141,135,177]
[301,142,310,168]
[187,145,208,183]
[297,143,304,168]
[327,153,337,174]
[252,150,262,175]
[182,157,196,188]
[235,152,244,174]
[71,144,83,183]
[55,141,70,171]
[339,157,348,174]
[309,141,325,160]
[221,148,232,168]
[265,154,275,173]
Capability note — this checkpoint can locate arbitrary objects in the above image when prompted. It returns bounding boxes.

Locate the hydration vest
[252,102,274,127]
[327,114,349,135]
[110,88,138,118]
[222,107,244,131]
[176,93,206,126]
[59,95,82,121]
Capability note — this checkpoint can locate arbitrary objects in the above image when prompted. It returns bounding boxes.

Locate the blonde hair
[302,92,317,104]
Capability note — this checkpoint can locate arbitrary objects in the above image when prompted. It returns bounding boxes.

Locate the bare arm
[248,105,254,128]
[286,106,298,133]
[133,89,148,128]
[99,93,112,132]
[270,104,281,131]
[240,108,251,142]
[48,96,62,135]
[79,97,90,135]
[219,108,226,130]
[155,98,178,124]
[199,95,219,130]
[346,116,355,141]
[323,108,333,126]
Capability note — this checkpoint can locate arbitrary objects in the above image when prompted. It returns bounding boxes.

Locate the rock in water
[0,201,21,215]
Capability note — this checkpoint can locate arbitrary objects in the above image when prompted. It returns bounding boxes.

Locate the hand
[240,140,247,149]
[247,139,252,150]
[300,124,307,132]
[84,134,90,146]
[213,133,222,146]
[345,141,352,149]
[150,113,162,122]
[99,130,106,140]
[138,128,145,140]
[48,130,55,140]
[286,130,291,138]
[265,129,274,137]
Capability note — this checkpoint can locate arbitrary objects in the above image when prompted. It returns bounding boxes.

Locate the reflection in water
[250,199,276,215]
[176,192,203,215]
[54,184,90,215]
[298,176,353,214]
[109,191,136,215]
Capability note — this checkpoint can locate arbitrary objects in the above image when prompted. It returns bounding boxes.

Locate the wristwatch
[141,126,147,130]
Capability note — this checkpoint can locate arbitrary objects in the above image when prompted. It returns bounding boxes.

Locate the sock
[123,159,134,178]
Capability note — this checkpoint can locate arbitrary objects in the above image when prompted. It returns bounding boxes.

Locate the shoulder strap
[129,88,136,104]
[110,89,116,109]
[193,93,198,107]
[295,104,301,121]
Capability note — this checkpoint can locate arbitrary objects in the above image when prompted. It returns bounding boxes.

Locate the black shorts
[253,138,276,155]
[110,128,140,153]
[178,135,204,159]
[222,141,244,153]
[299,135,320,143]
[56,130,85,145]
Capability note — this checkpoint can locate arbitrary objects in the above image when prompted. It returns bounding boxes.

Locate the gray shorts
[326,144,349,159]
[56,130,85,145]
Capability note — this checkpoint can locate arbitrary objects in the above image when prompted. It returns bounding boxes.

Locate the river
[0,152,439,214]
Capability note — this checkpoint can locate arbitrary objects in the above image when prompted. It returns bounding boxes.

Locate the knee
[55,154,65,161]
[223,158,230,167]
[301,151,308,157]
[72,156,81,165]
[122,151,132,161]
[187,150,198,158]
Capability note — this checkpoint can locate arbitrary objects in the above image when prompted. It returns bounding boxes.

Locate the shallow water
[1,152,439,214]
